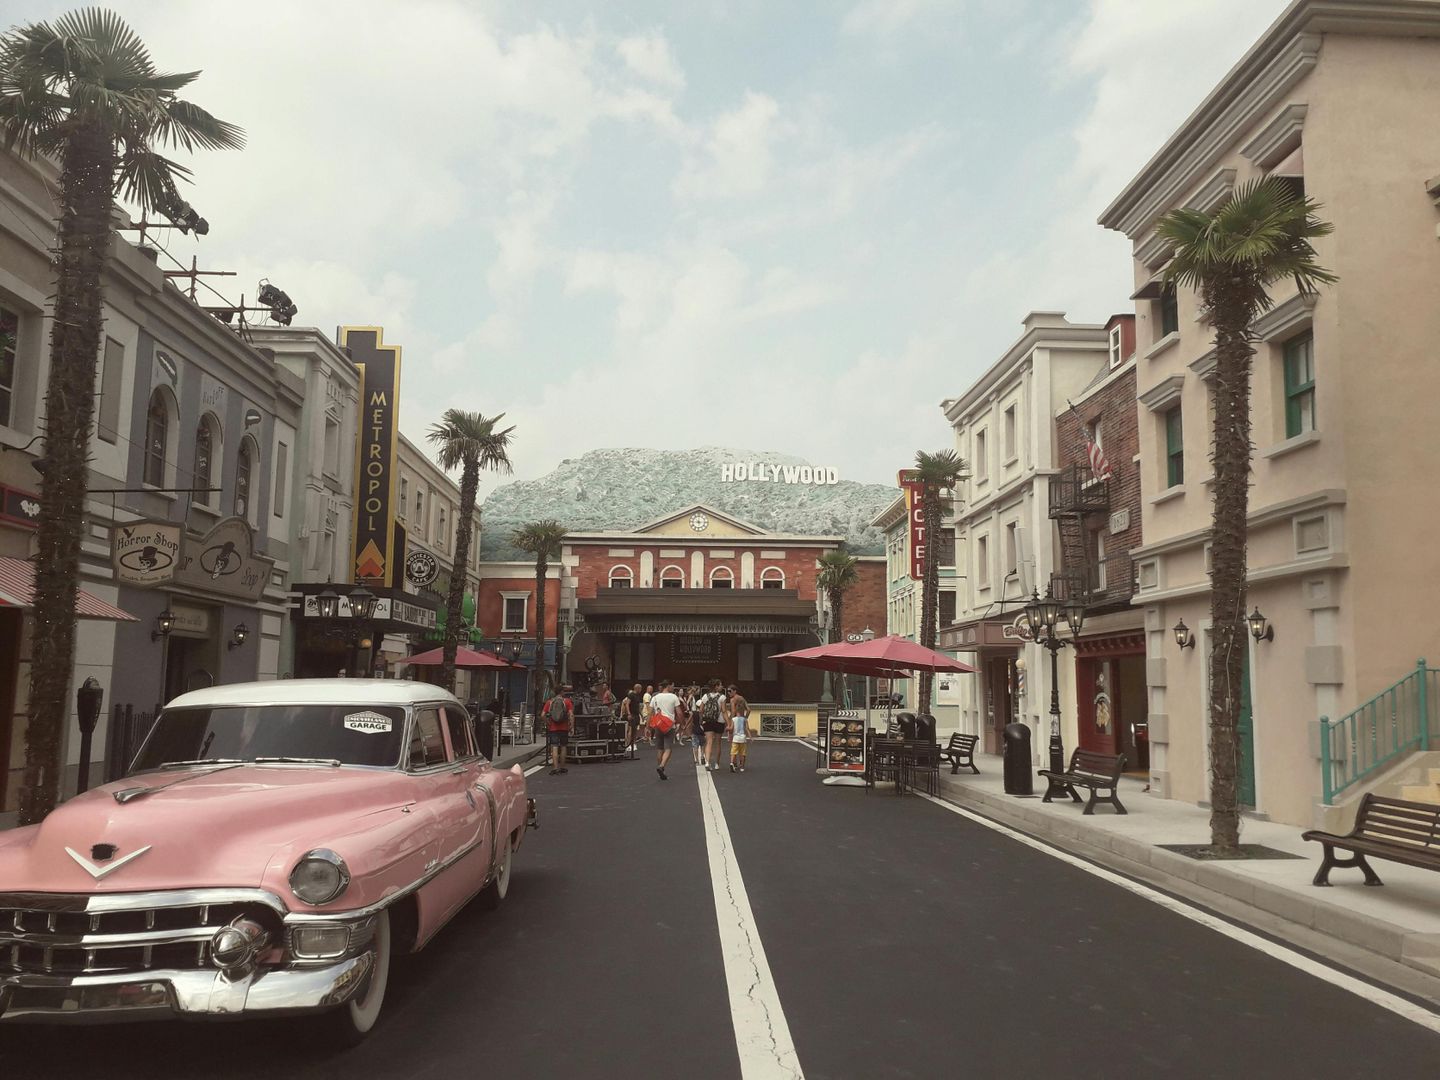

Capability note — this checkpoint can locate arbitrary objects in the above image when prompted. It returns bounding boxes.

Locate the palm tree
[1,9,243,825]
[427,410,514,694]
[510,520,566,728]
[911,449,967,715]
[1157,177,1334,853]
[816,548,860,705]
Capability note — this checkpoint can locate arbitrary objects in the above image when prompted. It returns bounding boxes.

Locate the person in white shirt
[648,680,682,780]
[728,688,750,772]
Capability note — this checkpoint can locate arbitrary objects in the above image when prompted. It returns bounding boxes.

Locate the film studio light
[257,282,298,325]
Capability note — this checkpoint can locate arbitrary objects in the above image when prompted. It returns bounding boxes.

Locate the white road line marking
[918,793,1440,1035]
[523,764,545,777]
[697,766,805,1079]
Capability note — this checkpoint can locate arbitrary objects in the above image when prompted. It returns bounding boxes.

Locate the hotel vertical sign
[342,326,402,587]
[898,469,926,581]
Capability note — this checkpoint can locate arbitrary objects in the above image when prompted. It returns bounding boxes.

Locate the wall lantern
[152,608,176,643]
[1173,619,1194,650]
[228,622,250,650]
[1247,607,1275,643]
[349,585,378,621]
[315,588,340,619]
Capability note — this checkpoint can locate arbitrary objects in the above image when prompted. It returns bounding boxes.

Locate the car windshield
[131,704,407,772]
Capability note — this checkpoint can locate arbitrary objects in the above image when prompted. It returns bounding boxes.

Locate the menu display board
[825,708,867,774]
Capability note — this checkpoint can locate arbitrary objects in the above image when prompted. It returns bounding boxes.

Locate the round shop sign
[405,550,439,588]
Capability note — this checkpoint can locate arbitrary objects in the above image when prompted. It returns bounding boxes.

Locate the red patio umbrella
[771,636,973,678]
[398,645,520,669]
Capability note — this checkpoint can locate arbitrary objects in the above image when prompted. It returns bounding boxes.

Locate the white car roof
[166,678,463,710]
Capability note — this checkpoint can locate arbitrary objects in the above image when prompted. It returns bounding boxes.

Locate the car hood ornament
[65,844,152,880]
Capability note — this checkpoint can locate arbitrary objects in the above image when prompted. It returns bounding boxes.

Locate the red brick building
[835,557,887,642]
[558,504,843,705]
[1050,313,1148,768]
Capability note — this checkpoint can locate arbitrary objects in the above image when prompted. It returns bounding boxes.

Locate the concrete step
[1400,783,1440,804]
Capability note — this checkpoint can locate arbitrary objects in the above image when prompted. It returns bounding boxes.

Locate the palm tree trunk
[917,490,942,715]
[531,555,548,731]
[19,122,114,825]
[828,585,844,704]
[440,460,480,694]
[1206,278,1257,854]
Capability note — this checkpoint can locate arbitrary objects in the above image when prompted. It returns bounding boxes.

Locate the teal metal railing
[1320,658,1436,804]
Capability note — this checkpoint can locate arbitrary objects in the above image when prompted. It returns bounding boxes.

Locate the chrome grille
[0,897,279,977]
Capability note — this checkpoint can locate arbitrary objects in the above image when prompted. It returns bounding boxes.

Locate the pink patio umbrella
[398,645,521,669]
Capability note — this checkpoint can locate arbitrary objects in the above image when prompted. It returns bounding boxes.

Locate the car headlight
[289,848,350,906]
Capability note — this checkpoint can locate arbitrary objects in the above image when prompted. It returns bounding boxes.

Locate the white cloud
[841,0,959,38]
[616,31,686,89]
[674,92,784,200]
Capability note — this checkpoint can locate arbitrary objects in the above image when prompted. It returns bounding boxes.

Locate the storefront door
[984,654,1013,755]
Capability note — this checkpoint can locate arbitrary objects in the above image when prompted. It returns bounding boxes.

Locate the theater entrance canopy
[560,504,841,701]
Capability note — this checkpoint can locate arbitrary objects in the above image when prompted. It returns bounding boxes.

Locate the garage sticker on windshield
[344,711,393,734]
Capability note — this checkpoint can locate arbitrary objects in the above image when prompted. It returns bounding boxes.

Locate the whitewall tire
[481,836,513,910]
[320,907,391,1046]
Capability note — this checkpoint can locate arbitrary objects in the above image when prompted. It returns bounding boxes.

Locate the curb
[934,774,1440,985]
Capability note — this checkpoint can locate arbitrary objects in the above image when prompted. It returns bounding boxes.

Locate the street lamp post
[348,585,378,677]
[1024,585,1086,800]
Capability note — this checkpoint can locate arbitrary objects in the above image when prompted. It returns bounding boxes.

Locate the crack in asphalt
[699,769,805,1080]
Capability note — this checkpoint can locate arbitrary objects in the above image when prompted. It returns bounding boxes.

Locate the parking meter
[76,677,104,794]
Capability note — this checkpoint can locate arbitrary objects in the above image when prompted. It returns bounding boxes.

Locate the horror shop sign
[719,462,839,485]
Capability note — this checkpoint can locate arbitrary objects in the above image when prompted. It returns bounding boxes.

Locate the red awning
[0,557,139,621]
[398,645,520,669]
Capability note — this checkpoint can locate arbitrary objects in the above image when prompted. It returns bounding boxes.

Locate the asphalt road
[3,741,1439,1078]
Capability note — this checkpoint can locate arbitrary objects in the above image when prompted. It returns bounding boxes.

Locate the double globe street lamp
[1022,584,1086,800]
[315,585,379,676]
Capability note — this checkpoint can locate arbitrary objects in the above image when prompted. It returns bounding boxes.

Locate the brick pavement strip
[933,761,1440,987]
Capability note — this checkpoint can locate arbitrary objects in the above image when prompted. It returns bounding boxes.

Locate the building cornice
[1132,488,1347,560]
[1240,103,1309,168]
[942,318,1108,424]
[870,494,908,530]
[1138,375,1186,412]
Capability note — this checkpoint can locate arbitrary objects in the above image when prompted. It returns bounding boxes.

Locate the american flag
[1071,402,1113,480]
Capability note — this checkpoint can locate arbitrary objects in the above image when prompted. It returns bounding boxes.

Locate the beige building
[939,313,1113,758]
[1099,0,1440,827]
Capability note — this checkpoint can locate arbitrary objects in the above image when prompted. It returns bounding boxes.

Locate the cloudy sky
[25,0,1289,497]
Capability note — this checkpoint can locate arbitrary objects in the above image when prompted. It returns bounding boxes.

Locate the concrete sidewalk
[933,756,1440,986]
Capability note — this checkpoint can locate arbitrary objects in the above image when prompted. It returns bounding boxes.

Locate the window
[974,429,987,481]
[443,706,474,760]
[936,528,955,568]
[977,535,990,589]
[1108,324,1124,370]
[438,508,448,551]
[1164,406,1184,487]
[0,305,17,426]
[273,441,288,518]
[710,566,734,589]
[194,415,218,502]
[235,439,254,520]
[761,568,785,589]
[408,707,447,769]
[1158,285,1179,337]
[939,590,957,627]
[399,476,408,518]
[1004,522,1018,578]
[1003,405,1017,461]
[144,390,169,487]
[98,337,123,443]
[1283,332,1315,438]
[660,566,685,588]
[502,594,528,632]
[414,490,425,537]
[322,416,340,478]
[609,565,634,588]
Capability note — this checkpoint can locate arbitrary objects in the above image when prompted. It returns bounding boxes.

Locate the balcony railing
[1320,660,1437,804]
[1049,551,1135,610]
[1049,463,1110,518]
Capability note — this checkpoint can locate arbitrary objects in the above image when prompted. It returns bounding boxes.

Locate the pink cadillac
[0,679,536,1041]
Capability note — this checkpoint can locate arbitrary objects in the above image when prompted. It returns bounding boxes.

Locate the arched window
[710,566,734,589]
[193,414,221,504]
[609,565,634,589]
[760,567,785,590]
[659,565,685,589]
[144,390,170,487]
[235,438,256,521]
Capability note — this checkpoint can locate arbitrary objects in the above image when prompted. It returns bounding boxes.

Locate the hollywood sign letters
[719,462,840,485]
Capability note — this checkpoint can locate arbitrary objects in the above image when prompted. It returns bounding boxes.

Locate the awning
[0,557,139,621]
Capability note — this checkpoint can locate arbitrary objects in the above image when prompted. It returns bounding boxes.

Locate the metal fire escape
[1047,464,1125,610]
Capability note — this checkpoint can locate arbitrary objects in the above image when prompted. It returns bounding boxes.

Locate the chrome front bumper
[0,952,374,1024]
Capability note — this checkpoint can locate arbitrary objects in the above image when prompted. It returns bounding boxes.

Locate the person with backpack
[648,679,682,780]
[621,682,645,750]
[544,684,574,775]
[728,687,751,773]
[697,679,728,772]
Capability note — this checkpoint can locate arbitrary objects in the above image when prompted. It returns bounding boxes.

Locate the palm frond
[151,96,245,153]
[116,146,191,215]
[912,448,968,489]
[426,409,515,475]
[510,520,566,558]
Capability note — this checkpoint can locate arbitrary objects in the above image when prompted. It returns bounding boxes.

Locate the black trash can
[1003,722,1033,796]
[475,709,498,761]
[895,712,918,740]
[914,713,937,744]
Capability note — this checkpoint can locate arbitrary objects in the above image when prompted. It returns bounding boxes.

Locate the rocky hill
[479,446,897,560]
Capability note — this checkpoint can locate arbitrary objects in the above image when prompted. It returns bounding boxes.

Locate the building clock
[688,512,710,532]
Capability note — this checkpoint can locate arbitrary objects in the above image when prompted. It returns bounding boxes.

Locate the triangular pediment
[636,503,767,538]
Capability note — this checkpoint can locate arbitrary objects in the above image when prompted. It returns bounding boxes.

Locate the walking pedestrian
[544,684,574,775]
[649,679,681,780]
[642,684,655,744]
[728,687,751,772]
[621,683,644,749]
[696,679,727,772]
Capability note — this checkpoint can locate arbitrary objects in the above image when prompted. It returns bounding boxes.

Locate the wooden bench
[938,733,979,775]
[1038,749,1128,815]
[1301,794,1440,886]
